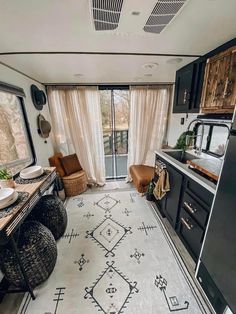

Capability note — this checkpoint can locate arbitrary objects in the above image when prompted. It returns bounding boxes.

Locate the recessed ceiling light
[166,58,183,64]
[74,73,83,77]
[142,63,159,70]
[132,11,140,16]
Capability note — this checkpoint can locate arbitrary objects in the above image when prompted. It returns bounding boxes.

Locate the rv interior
[0,0,236,313]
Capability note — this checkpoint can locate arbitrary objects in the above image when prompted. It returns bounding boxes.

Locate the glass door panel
[113,90,129,177]
[100,90,114,178]
[100,88,129,179]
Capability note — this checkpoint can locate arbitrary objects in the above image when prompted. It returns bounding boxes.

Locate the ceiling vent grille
[92,0,124,31]
[144,0,187,34]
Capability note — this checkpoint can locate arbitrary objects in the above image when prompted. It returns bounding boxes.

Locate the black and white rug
[18,190,208,314]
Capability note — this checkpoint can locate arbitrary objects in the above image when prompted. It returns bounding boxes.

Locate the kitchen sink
[164,150,199,164]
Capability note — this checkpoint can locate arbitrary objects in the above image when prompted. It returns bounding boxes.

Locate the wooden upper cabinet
[201,47,236,113]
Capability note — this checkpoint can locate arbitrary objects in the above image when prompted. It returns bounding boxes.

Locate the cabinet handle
[223,77,229,98]
[181,217,193,230]
[183,89,188,104]
[183,201,197,214]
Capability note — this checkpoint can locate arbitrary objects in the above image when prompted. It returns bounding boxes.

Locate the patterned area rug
[18,190,207,314]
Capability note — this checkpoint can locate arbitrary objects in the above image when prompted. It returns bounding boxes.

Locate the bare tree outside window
[0,91,33,175]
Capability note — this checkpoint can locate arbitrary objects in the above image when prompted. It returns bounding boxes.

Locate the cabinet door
[201,47,236,113]
[164,164,183,228]
[178,208,204,261]
[222,49,236,110]
[173,63,194,113]
[201,57,220,112]
[190,59,206,113]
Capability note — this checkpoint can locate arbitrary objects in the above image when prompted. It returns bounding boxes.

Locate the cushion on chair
[48,153,65,177]
[130,165,155,193]
[60,154,82,176]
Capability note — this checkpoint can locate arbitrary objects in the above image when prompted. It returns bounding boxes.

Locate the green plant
[147,181,155,194]
[0,168,12,180]
[175,130,194,150]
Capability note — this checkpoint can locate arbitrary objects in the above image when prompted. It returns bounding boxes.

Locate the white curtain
[47,86,105,186]
[127,86,171,178]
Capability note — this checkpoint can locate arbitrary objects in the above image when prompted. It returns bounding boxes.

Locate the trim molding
[45,82,174,86]
[0,51,201,57]
[0,61,43,84]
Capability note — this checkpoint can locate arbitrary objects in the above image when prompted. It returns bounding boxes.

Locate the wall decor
[30,84,47,111]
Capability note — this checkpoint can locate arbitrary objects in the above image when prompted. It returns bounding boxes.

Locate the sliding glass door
[100,87,129,179]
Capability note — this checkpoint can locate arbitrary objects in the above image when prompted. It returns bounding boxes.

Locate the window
[0,90,35,176]
[195,122,229,157]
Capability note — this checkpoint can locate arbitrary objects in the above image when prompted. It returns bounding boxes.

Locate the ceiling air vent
[92,0,124,31]
[144,0,187,34]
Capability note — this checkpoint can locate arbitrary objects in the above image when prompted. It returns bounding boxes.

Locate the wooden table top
[0,167,56,232]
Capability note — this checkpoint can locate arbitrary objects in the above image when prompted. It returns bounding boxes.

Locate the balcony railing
[103,129,128,155]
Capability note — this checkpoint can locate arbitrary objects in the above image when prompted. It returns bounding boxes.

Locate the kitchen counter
[155,149,222,194]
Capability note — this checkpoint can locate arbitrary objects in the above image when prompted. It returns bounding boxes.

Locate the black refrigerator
[197,119,236,314]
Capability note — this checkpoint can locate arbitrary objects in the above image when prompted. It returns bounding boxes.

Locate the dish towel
[153,169,170,200]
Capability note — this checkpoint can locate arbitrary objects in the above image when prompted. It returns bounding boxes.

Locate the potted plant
[146,180,155,201]
[0,168,15,189]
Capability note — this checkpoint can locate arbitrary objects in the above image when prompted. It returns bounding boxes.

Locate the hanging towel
[153,169,170,200]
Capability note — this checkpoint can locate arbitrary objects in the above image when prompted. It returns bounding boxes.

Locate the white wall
[167,112,199,147]
[0,64,54,166]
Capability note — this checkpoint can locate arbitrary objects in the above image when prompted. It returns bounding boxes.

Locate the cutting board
[187,158,222,182]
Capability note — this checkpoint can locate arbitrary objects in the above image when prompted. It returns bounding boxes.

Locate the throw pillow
[60,154,82,176]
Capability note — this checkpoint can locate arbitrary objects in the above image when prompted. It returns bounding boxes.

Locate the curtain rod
[45,82,174,87]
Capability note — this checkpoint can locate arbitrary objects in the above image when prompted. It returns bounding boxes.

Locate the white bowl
[20,166,43,179]
[0,188,15,206]
[0,191,18,209]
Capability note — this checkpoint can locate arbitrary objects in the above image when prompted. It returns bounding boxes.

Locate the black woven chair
[31,194,67,240]
[0,221,57,288]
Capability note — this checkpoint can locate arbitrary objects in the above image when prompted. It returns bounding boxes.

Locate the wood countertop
[187,159,222,182]
[0,167,56,237]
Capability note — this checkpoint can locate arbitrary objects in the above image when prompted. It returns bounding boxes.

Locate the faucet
[186,118,205,156]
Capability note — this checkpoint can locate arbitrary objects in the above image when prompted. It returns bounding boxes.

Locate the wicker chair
[49,153,88,197]
[30,195,67,240]
[0,221,57,288]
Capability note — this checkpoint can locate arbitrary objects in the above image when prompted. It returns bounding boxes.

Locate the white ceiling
[0,55,197,84]
[0,0,235,84]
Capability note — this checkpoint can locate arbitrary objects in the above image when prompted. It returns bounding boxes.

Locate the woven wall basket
[0,221,57,288]
[30,194,67,240]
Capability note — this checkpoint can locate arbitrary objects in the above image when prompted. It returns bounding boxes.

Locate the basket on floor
[0,221,57,288]
[63,170,88,197]
[31,194,67,240]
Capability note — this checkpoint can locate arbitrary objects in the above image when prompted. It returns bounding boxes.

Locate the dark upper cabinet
[173,63,194,113]
[173,58,206,114]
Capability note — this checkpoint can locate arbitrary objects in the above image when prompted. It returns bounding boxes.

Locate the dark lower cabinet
[154,157,183,228]
[177,177,214,261]
[197,262,227,314]
[155,154,214,262]
[163,164,183,228]
[178,208,204,261]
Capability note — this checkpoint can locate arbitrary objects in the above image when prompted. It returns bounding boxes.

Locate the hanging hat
[31,84,47,110]
[37,114,51,138]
